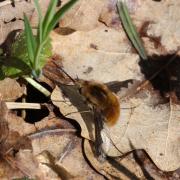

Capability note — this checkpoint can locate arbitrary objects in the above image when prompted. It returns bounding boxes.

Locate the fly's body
[53,61,120,158]
[77,80,120,127]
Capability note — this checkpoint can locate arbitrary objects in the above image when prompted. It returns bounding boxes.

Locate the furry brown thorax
[77,80,120,126]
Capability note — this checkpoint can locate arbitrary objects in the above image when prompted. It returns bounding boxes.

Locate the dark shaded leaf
[0,56,31,78]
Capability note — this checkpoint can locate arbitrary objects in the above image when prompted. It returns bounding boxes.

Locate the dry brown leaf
[0,100,35,179]
[0,78,24,101]
[59,0,138,31]
[12,149,40,178]
[101,0,180,55]
[51,29,141,82]
[29,129,76,158]
[35,151,62,180]
[49,0,180,172]
[58,0,180,55]
[60,0,107,31]
[84,140,180,179]
[51,85,94,140]
[29,129,103,179]
[84,139,145,180]
[34,116,75,131]
[0,99,9,149]
[105,87,180,172]
[131,0,180,53]
[0,99,33,152]
[0,0,34,44]
[0,156,24,179]
[55,137,104,179]
[52,81,180,171]
[9,149,59,179]
[99,0,139,30]
[7,112,36,136]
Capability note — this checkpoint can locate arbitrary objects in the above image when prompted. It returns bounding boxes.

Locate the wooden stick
[6,102,41,109]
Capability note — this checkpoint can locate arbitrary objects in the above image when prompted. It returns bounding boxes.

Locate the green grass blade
[117,1,147,60]
[34,0,43,43]
[34,0,42,18]
[121,2,147,58]
[42,0,58,39]
[38,17,43,44]
[24,14,36,64]
[45,0,78,37]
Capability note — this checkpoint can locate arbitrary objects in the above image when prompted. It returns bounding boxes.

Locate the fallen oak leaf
[59,0,106,31]
[28,128,103,179]
[83,139,145,179]
[0,0,34,44]
[48,0,180,173]
[55,137,104,179]
[51,85,95,141]
[51,79,180,171]
[50,28,142,83]
[0,99,9,148]
[29,128,77,157]
[0,78,24,101]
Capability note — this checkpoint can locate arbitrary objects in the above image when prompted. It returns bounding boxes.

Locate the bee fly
[53,62,120,159]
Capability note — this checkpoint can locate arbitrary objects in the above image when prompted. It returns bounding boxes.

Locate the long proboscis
[52,61,77,84]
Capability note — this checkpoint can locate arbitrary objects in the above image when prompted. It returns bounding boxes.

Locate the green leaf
[36,37,52,72]
[24,14,36,65]
[34,0,42,19]
[117,1,147,60]
[45,0,78,37]
[0,48,3,55]
[34,0,43,43]
[0,56,31,78]
[42,0,58,39]
[10,33,52,77]
[11,33,31,66]
[13,0,77,79]
[0,65,5,80]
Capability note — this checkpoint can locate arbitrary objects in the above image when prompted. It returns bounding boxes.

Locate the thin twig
[6,102,41,109]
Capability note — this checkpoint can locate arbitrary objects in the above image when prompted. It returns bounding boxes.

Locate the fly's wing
[93,107,106,160]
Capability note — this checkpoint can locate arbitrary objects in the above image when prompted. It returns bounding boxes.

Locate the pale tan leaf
[29,129,76,158]
[0,78,24,101]
[100,0,180,54]
[51,28,142,83]
[7,112,36,136]
[59,0,107,31]
[29,129,103,179]
[51,86,94,140]
[83,139,145,180]
[56,137,104,179]
[53,81,180,171]
[0,0,34,44]
[132,0,180,53]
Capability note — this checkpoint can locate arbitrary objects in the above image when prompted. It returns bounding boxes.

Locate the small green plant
[117,0,147,60]
[0,0,78,96]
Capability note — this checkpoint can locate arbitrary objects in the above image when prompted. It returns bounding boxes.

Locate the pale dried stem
[6,102,41,109]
